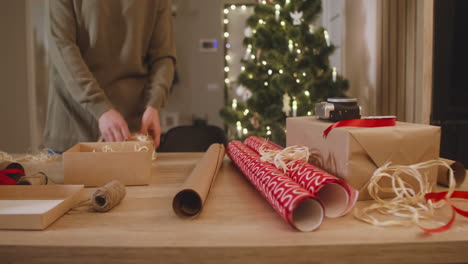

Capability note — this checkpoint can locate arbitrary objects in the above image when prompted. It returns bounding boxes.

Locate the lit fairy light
[264,82,268,86]
[243,128,248,135]
[224,9,229,14]
[324,30,330,46]
[225,43,231,49]
[332,67,337,82]
[279,69,284,74]
[307,111,312,116]
[281,21,286,27]
[225,55,231,61]
[297,49,301,54]
[225,78,230,84]
[304,91,310,96]
[243,109,249,115]
[248,74,253,78]
[296,79,300,83]
[259,19,265,25]
[241,5,247,10]
[224,32,229,38]
[261,0,267,4]
[262,61,267,65]
[250,54,256,59]
[285,0,290,4]
[268,69,273,75]
[288,40,293,52]
[302,72,307,77]
[224,19,229,24]
[232,99,238,110]
[224,66,230,72]
[236,121,242,137]
[241,66,246,71]
[230,5,236,10]
[266,130,272,135]
[292,99,297,117]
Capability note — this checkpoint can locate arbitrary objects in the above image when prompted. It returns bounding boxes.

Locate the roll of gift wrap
[244,136,358,217]
[173,144,225,218]
[227,141,324,232]
[437,158,466,187]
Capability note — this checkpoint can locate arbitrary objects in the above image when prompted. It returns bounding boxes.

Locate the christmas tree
[220,0,349,146]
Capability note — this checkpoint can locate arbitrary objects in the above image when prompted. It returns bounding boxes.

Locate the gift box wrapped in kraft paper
[286,117,441,201]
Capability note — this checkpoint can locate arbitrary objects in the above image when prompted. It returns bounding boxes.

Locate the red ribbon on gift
[417,191,468,233]
[323,117,397,138]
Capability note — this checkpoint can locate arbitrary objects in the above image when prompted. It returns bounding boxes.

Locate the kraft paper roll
[438,158,466,187]
[173,143,225,218]
[0,161,24,172]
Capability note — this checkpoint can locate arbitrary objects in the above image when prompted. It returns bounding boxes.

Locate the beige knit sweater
[44,0,176,151]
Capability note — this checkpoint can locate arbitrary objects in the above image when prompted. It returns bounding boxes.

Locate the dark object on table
[315,98,361,122]
[158,125,227,152]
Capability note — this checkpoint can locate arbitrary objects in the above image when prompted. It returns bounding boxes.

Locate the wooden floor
[1,152,468,264]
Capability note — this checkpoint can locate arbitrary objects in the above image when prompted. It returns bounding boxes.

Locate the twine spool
[91,180,126,212]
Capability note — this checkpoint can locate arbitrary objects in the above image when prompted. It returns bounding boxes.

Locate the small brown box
[63,141,152,187]
[0,185,84,230]
[286,117,441,200]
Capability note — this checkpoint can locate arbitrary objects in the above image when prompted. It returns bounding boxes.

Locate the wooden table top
[2,153,468,264]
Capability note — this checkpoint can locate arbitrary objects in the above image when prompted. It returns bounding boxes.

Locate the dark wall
[433,0,468,166]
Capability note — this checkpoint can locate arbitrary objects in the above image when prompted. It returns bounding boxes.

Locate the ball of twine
[91,180,126,212]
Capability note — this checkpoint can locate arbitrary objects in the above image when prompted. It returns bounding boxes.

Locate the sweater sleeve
[146,0,177,110]
[48,0,112,120]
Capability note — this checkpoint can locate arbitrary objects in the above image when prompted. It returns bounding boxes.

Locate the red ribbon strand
[419,191,468,233]
[323,117,397,138]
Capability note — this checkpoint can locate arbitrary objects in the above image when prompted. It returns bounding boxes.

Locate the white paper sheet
[0,200,64,214]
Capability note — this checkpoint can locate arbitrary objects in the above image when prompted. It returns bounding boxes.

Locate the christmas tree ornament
[243,89,252,101]
[309,24,315,33]
[236,86,246,97]
[282,93,291,116]
[290,11,303,25]
[244,27,253,37]
[250,115,260,129]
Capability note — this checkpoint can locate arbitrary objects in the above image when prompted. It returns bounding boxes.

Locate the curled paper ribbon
[245,136,358,218]
[354,159,468,233]
[323,117,396,138]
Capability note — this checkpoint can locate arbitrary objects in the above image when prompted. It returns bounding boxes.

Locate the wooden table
[1,153,468,264]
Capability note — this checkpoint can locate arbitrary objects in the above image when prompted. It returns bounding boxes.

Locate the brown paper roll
[172,143,225,218]
[438,158,466,187]
[0,161,24,172]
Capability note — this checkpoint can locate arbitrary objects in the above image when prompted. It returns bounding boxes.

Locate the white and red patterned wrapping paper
[227,141,324,231]
[244,136,359,217]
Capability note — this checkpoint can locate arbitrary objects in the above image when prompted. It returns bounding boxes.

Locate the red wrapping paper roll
[244,136,358,218]
[227,141,324,232]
